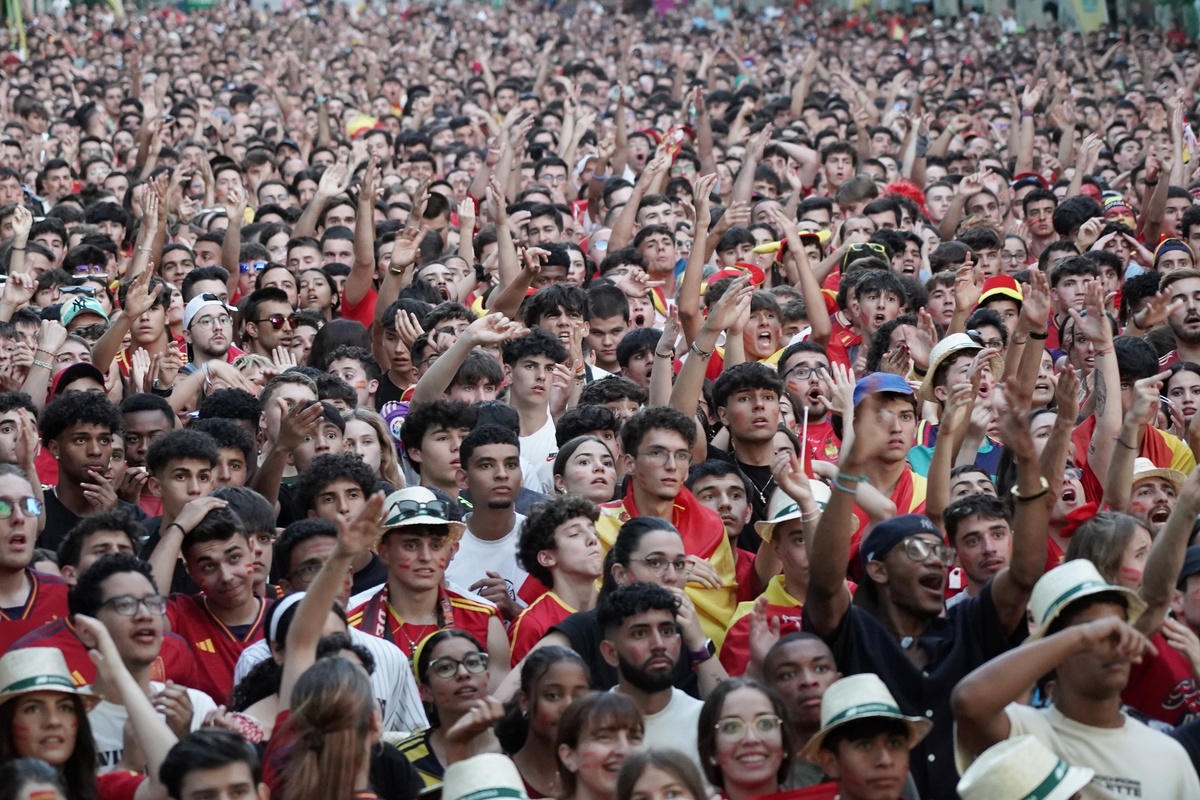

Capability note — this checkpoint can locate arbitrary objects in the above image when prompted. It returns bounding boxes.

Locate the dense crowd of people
[6,2,1200,799]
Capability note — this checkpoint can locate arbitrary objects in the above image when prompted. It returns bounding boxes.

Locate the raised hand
[1131,288,1184,332]
[334,491,385,559]
[3,272,37,308]
[10,205,32,245]
[465,313,526,347]
[123,268,163,320]
[275,398,323,453]
[703,274,753,334]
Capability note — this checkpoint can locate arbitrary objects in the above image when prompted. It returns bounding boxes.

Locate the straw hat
[1131,457,1185,494]
[755,481,830,542]
[1028,559,1146,640]
[799,673,931,760]
[0,648,98,709]
[442,753,529,800]
[381,486,465,539]
[957,735,1093,800]
[918,333,1005,404]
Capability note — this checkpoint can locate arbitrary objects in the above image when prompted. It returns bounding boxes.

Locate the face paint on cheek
[29,792,58,800]
[1119,566,1144,586]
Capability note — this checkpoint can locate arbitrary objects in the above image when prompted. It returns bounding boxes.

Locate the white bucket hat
[918,332,1005,403]
[442,753,529,800]
[957,735,1094,800]
[381,486,466,539]
[1027,559,1145,640]
[799,673,931,760]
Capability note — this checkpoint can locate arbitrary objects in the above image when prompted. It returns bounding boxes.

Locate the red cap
[978,275,1023,307]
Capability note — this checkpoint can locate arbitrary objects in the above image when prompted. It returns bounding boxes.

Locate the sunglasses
[73,264,107,275]
[0,496,41,520]
[389,499,452,521]
[841,241,887,270]
[59,285,97,297]
[239,261,268,274]
[254,314,300,330]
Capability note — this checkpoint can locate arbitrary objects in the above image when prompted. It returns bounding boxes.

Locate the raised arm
[1079,282,1121,472]
[281,493,385,705]
[768,205,830,346]
[988,385,1050,633]
[1105,372,1169,512]
[345,158,380,309]
[952,615,1154,760]
[677,173,718,345]
[805,388,892,637]
[410,315,524,406]
[1139,465,1200,637]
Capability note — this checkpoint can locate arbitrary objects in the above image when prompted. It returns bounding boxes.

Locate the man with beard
[1157,269,1200,367]
[804,384,1049,800]
[181,294,242,375]
[599,582,703,764]
[444,425,533,621]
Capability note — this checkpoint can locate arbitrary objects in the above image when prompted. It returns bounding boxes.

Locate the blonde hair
[342,407,403,489]
[232,353,274,376]
[282,659,375,800]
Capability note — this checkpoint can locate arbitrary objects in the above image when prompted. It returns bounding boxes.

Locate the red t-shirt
[341,286,378,330]
[346,584,497,657]
[1122,631,1200,726]
[734,548,764,604]
[12,619,198,687]
[166,594,268,703]
[509,591,574,666]
[0,568,69,653]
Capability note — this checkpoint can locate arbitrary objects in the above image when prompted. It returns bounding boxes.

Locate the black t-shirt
[550,607,700,698]
[40,490,148,551]
[375,373,405,413]
[370,743,425,800]
[352,552,389,596]
[139,517,201,596]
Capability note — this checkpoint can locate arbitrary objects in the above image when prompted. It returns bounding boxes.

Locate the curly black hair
[39,391,121,447]
[293,452,381,515]
[517,495,600,588]
[596,581,679,637]
[197,388,263,428]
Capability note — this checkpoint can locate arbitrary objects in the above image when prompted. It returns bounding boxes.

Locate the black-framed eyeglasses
[633,556,688,575]
[100,594,168,617]
[784,364,828,381]
[0,496,41,520]
[427,652,488,680]
[255,314,299,330]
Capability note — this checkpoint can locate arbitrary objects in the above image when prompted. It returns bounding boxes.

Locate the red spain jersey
[166,594,268,703]
[12,619,198,687]
[509,591,574,666]
[719,575,804,677]
[0,569,69,653]
[346,583,496,657]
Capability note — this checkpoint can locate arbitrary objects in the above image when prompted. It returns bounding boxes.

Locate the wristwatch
[689,638,716,668]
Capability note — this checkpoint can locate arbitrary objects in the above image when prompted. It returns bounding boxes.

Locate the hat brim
[800,711,932,761]
[0,685,100,711]
[1132,468,1185,494]
[754,510,805,542]
[1046,765,1096,800]
[383,517,466,539]
[919,347,1005,404]
[1029,583,1146,640]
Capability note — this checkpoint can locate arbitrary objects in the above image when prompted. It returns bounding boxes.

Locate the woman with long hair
[495,647,590,798]
[298,267,339,322]
[696,679,794,800]
[343,407,403,490]
[615,749,707,800]
[395,629,501,787]
[556,692,643,800]
[552,436,617,504]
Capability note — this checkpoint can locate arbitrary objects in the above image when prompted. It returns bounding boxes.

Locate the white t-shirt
[90,682,217,773]
[445,512,531,608]
[955,702,1200,799]
[232,626,428,735]
[637,687,704,766]
[520,417,558,494]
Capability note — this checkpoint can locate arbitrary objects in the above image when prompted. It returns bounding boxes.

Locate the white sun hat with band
[755,481,830,542]
[918,332,1005,404]
[1027,559,1146,640]
[799,673,932,761]
[382,486,466,539]
[957,735,1094,800]
[0,647,98,709]
[442,753,529,800]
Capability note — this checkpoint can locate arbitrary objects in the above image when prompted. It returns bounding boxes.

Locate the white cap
[184,293,233,330]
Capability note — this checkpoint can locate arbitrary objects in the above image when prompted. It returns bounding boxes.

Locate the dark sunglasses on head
[255,314,300,330]
[390,499,452,521]
[59,285,97,296]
